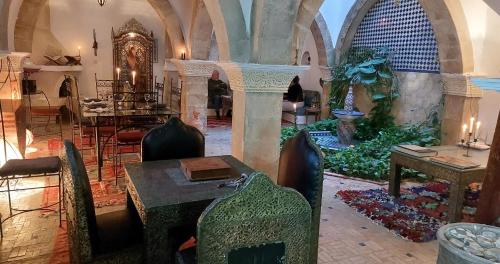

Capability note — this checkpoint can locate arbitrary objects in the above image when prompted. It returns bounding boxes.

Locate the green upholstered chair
[141,117,204,162]
[63,140,144,263]
[177,172,312,264]
[278,130,324,264]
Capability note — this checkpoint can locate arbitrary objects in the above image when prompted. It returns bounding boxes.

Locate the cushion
[94,208,143,255]
[30,107,61,116]
[0,156,61,176]
[117,131,145,143]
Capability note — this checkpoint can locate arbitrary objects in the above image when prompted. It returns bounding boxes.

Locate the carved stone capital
[0,50,10,59]
[171,59,216,77]
[217,63,309,93]
[319,66,333,81]
[7,52,31,73]
[442,73,483,98]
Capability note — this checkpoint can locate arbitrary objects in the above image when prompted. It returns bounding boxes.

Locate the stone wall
[354,72,443,124]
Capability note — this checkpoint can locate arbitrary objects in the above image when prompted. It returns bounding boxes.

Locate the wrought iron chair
[277,130,324,264]
[176,172,312,264]
[110,86,162,183]
[141,117,204,162]
[63,140,144,263]
[24,83,63,141]
[94,73,115,100]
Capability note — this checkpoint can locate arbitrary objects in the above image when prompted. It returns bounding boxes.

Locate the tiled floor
[0,124,438,263]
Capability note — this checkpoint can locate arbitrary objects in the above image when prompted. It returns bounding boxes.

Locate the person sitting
[208,70,229,120]
[283,75,304,112]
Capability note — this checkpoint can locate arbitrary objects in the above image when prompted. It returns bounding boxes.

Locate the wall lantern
[97,0,106,7]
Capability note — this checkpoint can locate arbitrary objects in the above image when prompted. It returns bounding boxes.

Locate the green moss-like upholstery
[63,140,143,264]
[141,117,205,162]
[196,172,312,264]
[278,130,324,264]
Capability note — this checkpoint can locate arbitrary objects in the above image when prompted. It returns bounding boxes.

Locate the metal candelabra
[461,132,477,157]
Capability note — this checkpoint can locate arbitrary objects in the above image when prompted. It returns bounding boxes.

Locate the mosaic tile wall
[351,0,440,73]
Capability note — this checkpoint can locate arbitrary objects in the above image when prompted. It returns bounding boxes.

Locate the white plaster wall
[30,0,166,97]
[7,0,21,51]
[478,90,500,144]
[299,31,322,94]
[460,0,500,75]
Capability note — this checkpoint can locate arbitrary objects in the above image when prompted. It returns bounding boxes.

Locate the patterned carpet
[336,181,480,242]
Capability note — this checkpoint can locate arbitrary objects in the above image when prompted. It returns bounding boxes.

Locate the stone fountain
[332,85,364,146]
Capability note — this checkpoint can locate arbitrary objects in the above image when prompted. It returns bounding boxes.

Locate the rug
[207,116,232,128]
[336,181,481,242]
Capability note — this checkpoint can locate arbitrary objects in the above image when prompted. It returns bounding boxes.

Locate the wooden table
[124,155,255,263]
[389,145,489,223]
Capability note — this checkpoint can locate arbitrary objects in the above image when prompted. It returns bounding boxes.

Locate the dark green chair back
[197,172,311,264]
[278,130,324,264]
[63,140,98,263]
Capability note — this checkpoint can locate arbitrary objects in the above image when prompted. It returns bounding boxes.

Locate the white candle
[476,121,481,137]
[132,71,136,85]
[462,124,467,139]
[116,68,121,79]
[293,103,297,112]
[78,46,81,56]
[469,117,474,133]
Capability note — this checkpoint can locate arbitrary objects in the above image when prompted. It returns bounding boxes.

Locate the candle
[462,124,467,139]
[469,117,474,133]
[132,71,136,86]
[476,121,481,137]
[293,103,297,112]
[78,46,81,56]
[116,68,121,79]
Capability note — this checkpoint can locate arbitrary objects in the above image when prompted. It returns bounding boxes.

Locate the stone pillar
[163,60,179,110]
[171,59,215,134]
[0,52,28,156]
[219,63,307,180]
[441,73,483,145]
[319,66,333,119]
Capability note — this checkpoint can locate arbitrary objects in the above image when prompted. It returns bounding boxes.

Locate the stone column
[0,52,28,156]
[163,60,179,110]
[319,66,333,119]
[441,73,483,145]
[171,59,215,134]
[219,63,307,180]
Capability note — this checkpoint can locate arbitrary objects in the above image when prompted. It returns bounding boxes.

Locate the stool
[0,156,63,229]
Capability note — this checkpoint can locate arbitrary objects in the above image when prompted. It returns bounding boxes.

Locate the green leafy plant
[280,119,338,147]
[324,124,440,181]
[330,47,399,137]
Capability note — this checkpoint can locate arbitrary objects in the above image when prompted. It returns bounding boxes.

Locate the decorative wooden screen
[112,18,154,92]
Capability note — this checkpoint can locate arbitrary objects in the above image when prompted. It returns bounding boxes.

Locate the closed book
[393,146,437,157]
[398,144,435,153]
[180,157,232,181]
[430,155,480,170]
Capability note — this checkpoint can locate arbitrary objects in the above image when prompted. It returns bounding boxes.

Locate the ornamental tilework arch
[351,0,441,73]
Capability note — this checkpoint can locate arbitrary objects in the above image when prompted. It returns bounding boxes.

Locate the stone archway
[13,0,186,58]
[190,0,213,60]
[293,0,326,65]
[203,0,249,63]
[333,0,477,144]
[335,0,474,74]
[310,12,334,67]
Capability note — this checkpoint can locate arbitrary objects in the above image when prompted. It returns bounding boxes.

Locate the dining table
[124,155,255,263]
[81,99,174,181]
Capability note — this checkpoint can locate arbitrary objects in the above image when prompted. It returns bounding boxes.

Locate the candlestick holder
[461,132,477,157]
